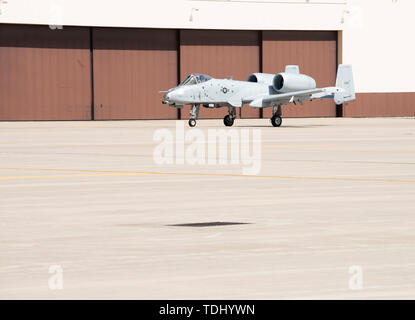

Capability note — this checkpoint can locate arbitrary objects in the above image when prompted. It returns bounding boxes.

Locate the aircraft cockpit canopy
[179,74,212,86]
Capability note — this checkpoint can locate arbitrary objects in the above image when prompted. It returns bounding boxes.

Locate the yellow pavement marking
[0,173,144,180]
[2,142,415,154]
[0,143,342,148]
[0,167,414,183]
[263,146,415,153]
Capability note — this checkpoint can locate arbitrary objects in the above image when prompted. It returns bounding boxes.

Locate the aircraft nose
[167,91,176,101]
[162,89,177,104]
[166,88,184,102]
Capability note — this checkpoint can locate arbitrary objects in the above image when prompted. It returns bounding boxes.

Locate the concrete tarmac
[1,117,415,299]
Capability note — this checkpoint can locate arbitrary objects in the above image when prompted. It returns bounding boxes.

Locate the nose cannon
[162,92,168,104]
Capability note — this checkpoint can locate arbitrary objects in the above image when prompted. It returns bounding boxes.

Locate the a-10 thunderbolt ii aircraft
[162,64,355,127]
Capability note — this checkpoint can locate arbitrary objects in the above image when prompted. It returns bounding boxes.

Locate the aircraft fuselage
[163,79,269,107]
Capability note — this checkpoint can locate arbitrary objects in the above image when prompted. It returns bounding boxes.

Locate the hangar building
[0,0,414,120]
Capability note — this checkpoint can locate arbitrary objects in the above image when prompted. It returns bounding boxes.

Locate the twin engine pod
[246,73,275,85]
[272,72,316,93]
[247,66,316,93]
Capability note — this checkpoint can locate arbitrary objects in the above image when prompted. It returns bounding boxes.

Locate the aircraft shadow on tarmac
[233,124,330,128]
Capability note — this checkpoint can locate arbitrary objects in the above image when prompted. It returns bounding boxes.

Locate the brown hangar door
[0,25,92,120]
[180,30,260,119]
[92,28,178,120]
[262,31,337,118]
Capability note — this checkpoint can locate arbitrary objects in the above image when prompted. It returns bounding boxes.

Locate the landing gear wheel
[188,119,196,127]
[223,115,234,127]
[271,115,282,127]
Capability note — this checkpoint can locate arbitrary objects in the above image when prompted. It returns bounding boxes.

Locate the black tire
[188,119,196,127]
[223,115,234,127]
[271,115,282,127]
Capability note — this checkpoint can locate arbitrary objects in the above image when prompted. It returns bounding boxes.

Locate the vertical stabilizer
[334,64,355,104]
[285,65,300,74]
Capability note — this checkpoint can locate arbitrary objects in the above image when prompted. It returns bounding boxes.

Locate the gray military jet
[162,65,355,127]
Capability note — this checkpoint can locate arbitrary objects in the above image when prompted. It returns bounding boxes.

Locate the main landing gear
[188,104,200,127]
[223,106,236,127]
[271,105,282,127]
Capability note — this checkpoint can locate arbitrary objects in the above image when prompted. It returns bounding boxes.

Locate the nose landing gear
[188,119,196,127]
[188,104,200,127]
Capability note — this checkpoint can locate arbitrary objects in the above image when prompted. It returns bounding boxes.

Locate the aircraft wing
[249,87,343,108]
[262,89,323,103]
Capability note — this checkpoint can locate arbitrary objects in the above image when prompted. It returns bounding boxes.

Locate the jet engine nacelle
[272,73,316,93]
[247,73,275,86]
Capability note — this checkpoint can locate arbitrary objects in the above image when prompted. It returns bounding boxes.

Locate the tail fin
[334,64,355,104]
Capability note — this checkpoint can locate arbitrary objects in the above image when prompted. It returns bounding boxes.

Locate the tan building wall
[92,28,178,120]
[0,25,339,120]
[0,24,92,120]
